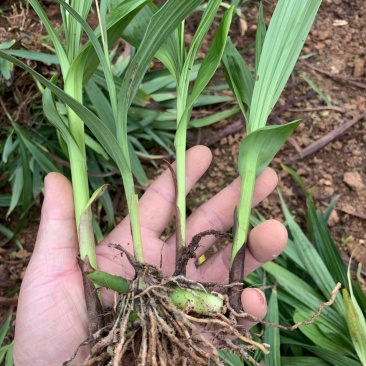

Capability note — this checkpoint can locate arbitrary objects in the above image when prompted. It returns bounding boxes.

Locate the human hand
[14,145,287,365]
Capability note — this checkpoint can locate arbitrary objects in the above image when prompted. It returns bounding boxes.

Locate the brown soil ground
[1,0,365,355]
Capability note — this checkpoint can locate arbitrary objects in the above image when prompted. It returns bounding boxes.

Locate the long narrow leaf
[264,288,281,366]
[293,308,355,356]
[28,0,69,74]
[117,0,204,156]
[255,2,266,74]
[249,0,322,132]
[279,191,345,315]
[222,37,254,116]
[176,6,235,136]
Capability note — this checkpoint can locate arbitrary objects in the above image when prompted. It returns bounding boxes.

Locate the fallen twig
[287,111,366,162]
[287,105,346,113]
[301,60,366,89]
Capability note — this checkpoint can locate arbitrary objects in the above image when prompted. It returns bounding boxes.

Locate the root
[64,240,342,366]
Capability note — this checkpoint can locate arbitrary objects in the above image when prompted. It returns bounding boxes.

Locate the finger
[15,173,89,365]
[98,145,212,258]
[190,219,287,283]
[104,145,212,244]
[180,167,278,265]
[239,288,267,330]
[31,172,79,275]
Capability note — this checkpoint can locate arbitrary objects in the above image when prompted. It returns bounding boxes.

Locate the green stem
[174,88,189,248]
[67,111,97,268]
[231,167,256,268]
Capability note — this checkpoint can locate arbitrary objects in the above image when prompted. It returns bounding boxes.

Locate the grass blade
[264,288,280,366]
[255,1,266,75]
[118,0,204,156]
[222,37,254,120]
[279,192,345,315]
[249,0,322,132]
[28,0,69,74]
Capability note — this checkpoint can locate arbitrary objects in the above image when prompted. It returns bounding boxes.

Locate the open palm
[14,146,287,366]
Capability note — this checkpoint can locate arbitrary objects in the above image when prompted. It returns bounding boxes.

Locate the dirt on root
[0,0,365,360]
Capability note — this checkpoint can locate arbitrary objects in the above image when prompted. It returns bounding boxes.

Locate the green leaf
[322,195,340,224]
[281,357,330,366]
[218,349,243,366]
[281,164,307,192]
[117,0,204,155]
[282,338,362,366]
[122,3,182,80]
[232,120,300,265]
[343,288,366,365]
[306,195,356,301]
[264,288,280,366]
[5,344,14,366]
[84,78,115,134]
[222,37,254,116]
[176,6,235,137]
[189,106,240,128]
[238,121,300,178]
[0,312,12,346]
[28,0,69,74]
[6,166,23,218]
[279,191,345,315]
[185,6,235,119]
[263,261,347,335]
[2,130,16,163]
[84,134,109,161]
[64,0,149,85]
[301,75,332,106]
[179,0,222,104]
[0,40,15,50]
[255,1,266,74]
[5,49,59,64]
[308,346,362,366]
[12,122,59,174]
[128,139,148,185]
[344,255,366,365]
[0,224,23,249]
[293,308,355,357]
[249,0,322,132]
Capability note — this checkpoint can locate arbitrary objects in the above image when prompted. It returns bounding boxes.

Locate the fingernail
[253,288,266,304]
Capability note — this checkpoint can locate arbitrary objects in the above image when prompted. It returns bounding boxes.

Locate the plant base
[64,244,268,366]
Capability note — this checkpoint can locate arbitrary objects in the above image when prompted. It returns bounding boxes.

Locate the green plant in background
[0,40,15,89]
[0,311,13,366]
[238,168,366,366]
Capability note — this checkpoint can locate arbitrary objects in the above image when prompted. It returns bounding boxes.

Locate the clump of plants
[0,0,343,365]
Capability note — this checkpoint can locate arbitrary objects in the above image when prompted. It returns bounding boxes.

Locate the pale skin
[13,145,288,365]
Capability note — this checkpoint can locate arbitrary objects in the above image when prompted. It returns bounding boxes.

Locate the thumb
[31,172,79,275]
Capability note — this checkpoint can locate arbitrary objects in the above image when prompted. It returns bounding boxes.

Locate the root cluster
[64,237,341,366]
[65,261,266,366]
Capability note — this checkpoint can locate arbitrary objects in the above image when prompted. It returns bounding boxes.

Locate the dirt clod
[343,172,364,192]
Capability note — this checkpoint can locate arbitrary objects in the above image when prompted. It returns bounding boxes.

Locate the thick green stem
[228,168,256,310]
[116,112,144,263]
[174,88,189,248]
[65,71,97,267]
[67,113,97,268]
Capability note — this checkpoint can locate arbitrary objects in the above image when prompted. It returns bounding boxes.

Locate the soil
[0,0,365,361]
